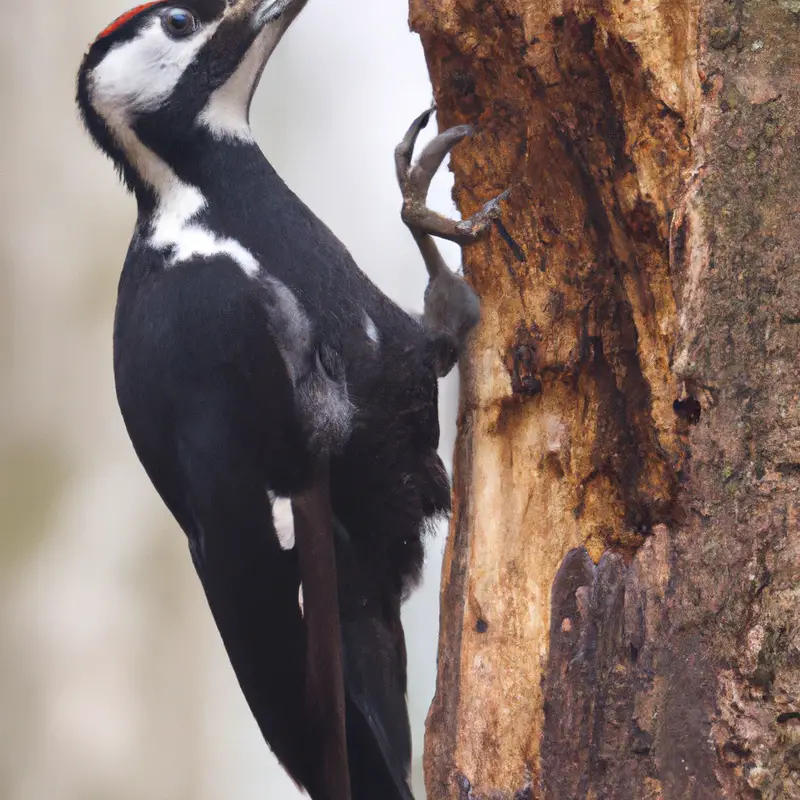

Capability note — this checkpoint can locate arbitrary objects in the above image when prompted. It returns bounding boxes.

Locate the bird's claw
[454,189,511,241]
[396,109,509,246]
[394,104,436,187]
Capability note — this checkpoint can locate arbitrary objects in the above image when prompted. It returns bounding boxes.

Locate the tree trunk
[411,1,800,798]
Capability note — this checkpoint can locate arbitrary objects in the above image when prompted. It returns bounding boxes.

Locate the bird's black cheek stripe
[189,0,228,23]
[204,21,260,88]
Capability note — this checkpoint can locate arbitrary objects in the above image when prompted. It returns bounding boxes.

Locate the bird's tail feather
[335,519,416,800]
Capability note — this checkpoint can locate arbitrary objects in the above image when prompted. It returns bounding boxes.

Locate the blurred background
[0,0,462,797]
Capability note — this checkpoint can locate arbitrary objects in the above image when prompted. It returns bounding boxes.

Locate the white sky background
[0,0,462,797]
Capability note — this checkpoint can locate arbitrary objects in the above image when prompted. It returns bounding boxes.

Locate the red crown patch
[96,1,162,40]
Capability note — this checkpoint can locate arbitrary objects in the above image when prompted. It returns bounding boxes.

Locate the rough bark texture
[411,1,800,798]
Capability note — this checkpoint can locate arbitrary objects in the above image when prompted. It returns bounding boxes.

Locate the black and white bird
[76,1,506,798]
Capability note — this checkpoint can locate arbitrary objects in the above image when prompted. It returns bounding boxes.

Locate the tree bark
[410,1,800,798]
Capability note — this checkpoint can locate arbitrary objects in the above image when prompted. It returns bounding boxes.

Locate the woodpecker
[76,1,507,798]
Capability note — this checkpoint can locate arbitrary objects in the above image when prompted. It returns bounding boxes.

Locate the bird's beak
[234,0,309,30]
[210,0,307,120]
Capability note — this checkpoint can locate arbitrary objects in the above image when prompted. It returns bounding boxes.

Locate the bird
[76,0,507,797]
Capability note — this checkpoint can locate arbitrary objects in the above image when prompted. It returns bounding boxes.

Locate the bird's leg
[395,108,510,377]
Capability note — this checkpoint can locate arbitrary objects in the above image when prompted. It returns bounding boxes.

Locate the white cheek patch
[199,23,283,141]
[90,17,221,119]
[89,19,260,277]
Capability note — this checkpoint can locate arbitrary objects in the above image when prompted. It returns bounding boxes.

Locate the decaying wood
[410,0,800,797]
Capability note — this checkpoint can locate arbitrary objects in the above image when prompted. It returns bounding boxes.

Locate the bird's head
[76,0,307,196]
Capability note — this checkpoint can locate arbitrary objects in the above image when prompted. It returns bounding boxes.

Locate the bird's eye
[162,7,197,37]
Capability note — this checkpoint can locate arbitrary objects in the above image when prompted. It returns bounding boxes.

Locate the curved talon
[409,124,474,197]
[454,190,511,241]
[475,189,511,224]
[395,104,436,187]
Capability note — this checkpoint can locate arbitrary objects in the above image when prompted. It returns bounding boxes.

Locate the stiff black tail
[335,519,416,800]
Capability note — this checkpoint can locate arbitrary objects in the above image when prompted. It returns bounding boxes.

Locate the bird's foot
[394,107,509,245]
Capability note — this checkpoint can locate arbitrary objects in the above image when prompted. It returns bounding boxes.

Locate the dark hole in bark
[631,513,652,537]
[545,451,565,479]
[451,68,476,97]
[752,665,775,689]
[631,724,653,755]
[507,324,543,396]
[721,741,750,764]
[673,396,702,424]
[475,618,489,633]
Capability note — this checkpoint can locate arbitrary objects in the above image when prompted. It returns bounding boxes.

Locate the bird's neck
[127,127,284,231]
[123,125,301,281]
